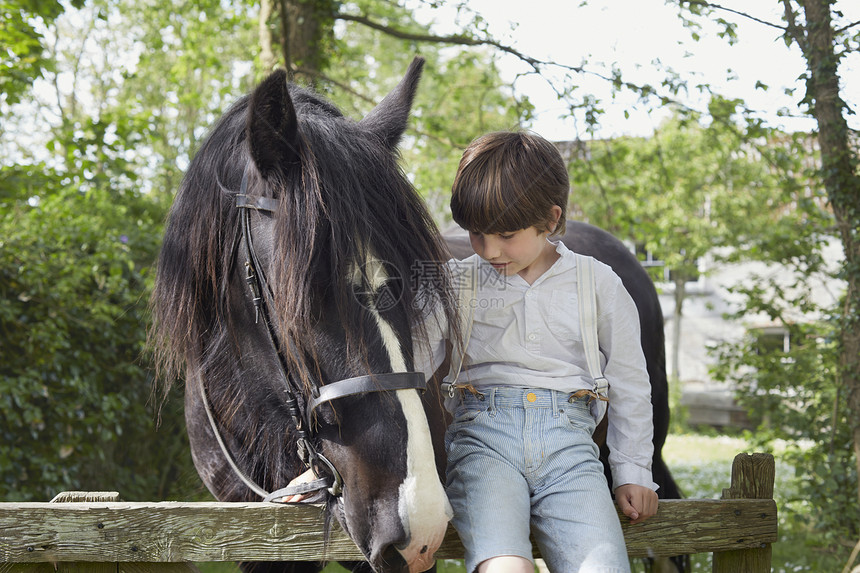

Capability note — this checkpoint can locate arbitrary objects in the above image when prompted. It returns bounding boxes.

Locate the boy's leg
[477,556,534,573]
[445,398,535,573]
[529,398,630,573]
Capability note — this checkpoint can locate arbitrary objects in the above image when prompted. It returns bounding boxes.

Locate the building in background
[654,239,844,429]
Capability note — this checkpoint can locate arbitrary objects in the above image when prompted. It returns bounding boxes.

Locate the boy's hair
[450,131,569,236]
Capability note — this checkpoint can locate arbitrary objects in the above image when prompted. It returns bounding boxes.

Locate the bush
[0,164,195,501]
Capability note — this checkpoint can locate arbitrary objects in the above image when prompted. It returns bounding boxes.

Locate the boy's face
[468,225,556,282]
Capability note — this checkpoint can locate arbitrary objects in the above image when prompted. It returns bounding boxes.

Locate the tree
[0,0,85,110]
[0,160,198,500]
[0,0,248,500]
[568,104,810,383]
[0,0,524,502]
[673,0,860,527]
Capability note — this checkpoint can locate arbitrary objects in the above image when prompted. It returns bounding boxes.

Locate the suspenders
[574,253,610,422]
[442,269,478,410]
[443,253,610,422]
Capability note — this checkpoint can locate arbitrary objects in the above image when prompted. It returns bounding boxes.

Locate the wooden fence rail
[0,453,777,573]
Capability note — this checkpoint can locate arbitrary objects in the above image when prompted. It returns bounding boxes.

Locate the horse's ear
[359,56,424,150]
[247,69,301,177]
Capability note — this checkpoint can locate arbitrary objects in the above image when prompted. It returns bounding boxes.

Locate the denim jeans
[445,386,630,573]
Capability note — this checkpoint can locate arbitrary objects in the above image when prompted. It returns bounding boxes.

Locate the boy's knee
[477,555,534,573]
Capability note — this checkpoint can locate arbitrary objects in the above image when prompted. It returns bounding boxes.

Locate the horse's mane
[149,94,246,393]
[150,81,453,398]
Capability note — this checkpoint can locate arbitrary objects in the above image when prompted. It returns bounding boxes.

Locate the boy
[415,131,658,572]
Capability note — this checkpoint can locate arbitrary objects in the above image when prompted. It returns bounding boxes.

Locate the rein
[198,168,426,503]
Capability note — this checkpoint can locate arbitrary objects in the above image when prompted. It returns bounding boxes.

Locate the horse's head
[151,58,456,572]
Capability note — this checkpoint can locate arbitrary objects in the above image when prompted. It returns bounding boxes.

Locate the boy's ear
[549,205,563,232]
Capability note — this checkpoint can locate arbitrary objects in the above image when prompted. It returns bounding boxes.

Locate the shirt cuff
[611,463,659,492]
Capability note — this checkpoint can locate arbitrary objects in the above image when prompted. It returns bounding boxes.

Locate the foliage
[114,0,257,197]
[304,0,529,224]
[0,0,241,500]
[673,0,859,545]
[712,301,858,538]
[567,105,817,382]
[568,103,824,275]
[0,0,83,109]
[0,161,195,500]
[568,51,855,539]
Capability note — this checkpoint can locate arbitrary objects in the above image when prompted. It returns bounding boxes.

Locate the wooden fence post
[712,453,776,573]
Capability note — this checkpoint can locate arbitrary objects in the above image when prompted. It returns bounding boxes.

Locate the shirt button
[528,333,536,341]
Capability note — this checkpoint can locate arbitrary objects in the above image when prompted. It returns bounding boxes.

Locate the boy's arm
[598,272,659,492]
[412,302,448,381]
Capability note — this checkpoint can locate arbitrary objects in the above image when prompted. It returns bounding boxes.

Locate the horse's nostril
[419,545,428,554]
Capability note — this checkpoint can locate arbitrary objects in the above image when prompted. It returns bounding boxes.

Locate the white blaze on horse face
[351,254,453,569]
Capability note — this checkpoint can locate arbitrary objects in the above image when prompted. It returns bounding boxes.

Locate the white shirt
[414,240,657,491]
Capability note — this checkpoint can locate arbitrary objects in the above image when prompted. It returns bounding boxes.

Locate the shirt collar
[503,239,576,289]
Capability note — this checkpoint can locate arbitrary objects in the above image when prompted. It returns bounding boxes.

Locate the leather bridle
[198,167,427,503]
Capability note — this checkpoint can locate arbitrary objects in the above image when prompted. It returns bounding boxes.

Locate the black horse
[151,58,461,573]
[151,57,685,573]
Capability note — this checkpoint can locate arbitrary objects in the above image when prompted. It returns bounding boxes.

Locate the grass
[661,433,855,573]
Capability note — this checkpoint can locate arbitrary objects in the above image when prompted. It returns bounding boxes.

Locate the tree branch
[294,65,463,148]
[294,66,374,104]
[334,11,667,105]
[680,0,786,31]
[335,12,550,72]
[336,6,801,141]
[834,19,860,36]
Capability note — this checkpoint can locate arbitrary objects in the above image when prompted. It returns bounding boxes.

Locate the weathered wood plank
[0,498,776,563]
[51,493,121,504]
[0,563,201,573]
[618,499,776,558]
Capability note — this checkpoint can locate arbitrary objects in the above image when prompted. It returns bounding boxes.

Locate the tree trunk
[672,274,686,382]
[275,0,336,83]
[802,0,860,507]
[259,0,276,72]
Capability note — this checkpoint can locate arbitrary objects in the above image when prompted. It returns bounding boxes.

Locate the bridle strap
[307,371,426,416]
[196,373,270,499]
[236,194,279,213]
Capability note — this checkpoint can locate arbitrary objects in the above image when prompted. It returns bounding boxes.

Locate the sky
[411,0,859,140]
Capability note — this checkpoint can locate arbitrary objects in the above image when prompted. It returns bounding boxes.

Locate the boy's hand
[274,468,318,503]
[615,484,658,525]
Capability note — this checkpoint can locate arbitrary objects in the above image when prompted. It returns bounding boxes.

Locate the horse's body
[151,58,684,573]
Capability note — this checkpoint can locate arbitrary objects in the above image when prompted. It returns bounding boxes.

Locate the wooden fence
[0,453,777,573]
